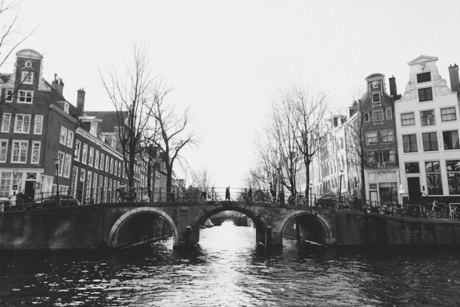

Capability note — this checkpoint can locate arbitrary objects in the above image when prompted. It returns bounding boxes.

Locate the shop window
[426,161,443,195]
[446,160,460,195]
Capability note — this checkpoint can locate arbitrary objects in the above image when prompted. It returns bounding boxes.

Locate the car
[30,195,81,209]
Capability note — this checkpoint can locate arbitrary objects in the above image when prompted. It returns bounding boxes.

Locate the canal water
[1,221,460,306]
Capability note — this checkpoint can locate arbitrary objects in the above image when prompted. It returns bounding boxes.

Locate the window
[386,108,392,120]
[443,131,459,150]
[94,150,100,169]
[418,87,433,102]
[372,93,380,102]
[422,132,438,151]
[90,122,97,136]
[66,130,74,147]
[446,160,460,195]
[12,140,28,163]
[14,114,31,133]
[110,158,114,174]
[105,156,110,172]
[18,90,33,104]
[426,161,443,195]
[34,115,43,134]
[366,131,378,145]
[82,144,88,164]
[4,89,13,103]
[88,147,94,166]
[417,72,431,83]
[0,172,12,197]
[31,141,40,164]
[72,166,78,197]
[364,112,370,122]
[114,160,118,176]
[21,71,34,84]
[401,112,415,126]
[368,150,380,163]
[63,154,71,178]
[381,130,394,143]
[64,103,69,114]
[0,140,8,163]
[60,127,67,144]
[74,140,81,161]
[100,153,105,170]
[111,137,116,148]
[382,149,395,162]
[405,162,419,174]
[441,107,457,122]
[1,113,11,132]
[403,134,417,153]
[118,162,122,177]
[80,169,86,182]
[93,173,99,203]
[420,110,435,126]
[57,151,64,176]
[372,110,384,121]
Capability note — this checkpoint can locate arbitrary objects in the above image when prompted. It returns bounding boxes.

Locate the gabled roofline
[408,55,438,66]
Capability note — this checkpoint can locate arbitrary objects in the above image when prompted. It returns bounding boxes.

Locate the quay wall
[0,205,172,250]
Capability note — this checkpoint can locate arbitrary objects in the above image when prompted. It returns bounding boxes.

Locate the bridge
[1,200,460,250]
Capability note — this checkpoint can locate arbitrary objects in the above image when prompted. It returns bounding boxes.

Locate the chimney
[449,64,460,92]
[51,73,64,96]
[77,88,86,114]
[389,76,397,97]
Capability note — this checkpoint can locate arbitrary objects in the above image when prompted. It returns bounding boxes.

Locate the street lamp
[53,158,62,207]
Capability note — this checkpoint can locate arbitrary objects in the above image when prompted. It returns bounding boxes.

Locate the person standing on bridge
[225,187,230,201]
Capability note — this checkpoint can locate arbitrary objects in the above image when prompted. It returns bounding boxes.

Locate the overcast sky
[6,0,460,189]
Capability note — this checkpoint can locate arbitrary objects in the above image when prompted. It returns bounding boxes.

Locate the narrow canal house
[395,55,460,210]
[0,49,168,204]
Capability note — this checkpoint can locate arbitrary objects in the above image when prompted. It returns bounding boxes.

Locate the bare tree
[148,84,198,201]
[0,0,36,105]
[191,168,214,192]
[100,43,156,194]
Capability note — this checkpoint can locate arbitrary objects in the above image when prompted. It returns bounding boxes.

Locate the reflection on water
[1,223,460,306]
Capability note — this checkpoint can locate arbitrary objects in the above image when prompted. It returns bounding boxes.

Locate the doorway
[407,177,421,201]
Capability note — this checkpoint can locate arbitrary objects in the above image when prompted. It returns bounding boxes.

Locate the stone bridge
[1,200,460,250]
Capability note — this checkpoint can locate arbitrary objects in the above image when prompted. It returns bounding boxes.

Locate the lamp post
[53,158,62,207]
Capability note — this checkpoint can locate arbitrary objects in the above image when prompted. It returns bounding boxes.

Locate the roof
[85,111,127,132]
[365,73,385,82]
[407,55,438,66]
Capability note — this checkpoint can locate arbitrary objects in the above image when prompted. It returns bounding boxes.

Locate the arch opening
[108,208,178,248]
[190,206,268,247]
[281,212,332,246]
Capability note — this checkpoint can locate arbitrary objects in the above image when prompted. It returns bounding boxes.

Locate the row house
[0,49,171,204]
[395,55,460,209]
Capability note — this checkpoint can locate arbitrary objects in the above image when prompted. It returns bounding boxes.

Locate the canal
[1,221,460,306]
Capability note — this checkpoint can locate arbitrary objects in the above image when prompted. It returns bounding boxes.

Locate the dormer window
[90,122,97,136]
[111,137,116,148]
[21,71,34,85]
[417,72,431,83]
[372,93,381,103]
[64,102,69,114]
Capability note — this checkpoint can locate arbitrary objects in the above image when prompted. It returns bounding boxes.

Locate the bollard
[185,226,192,247]
[266,226,272,248]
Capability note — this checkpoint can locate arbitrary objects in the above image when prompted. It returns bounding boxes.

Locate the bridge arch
[108,207,178,248]
[190,204,268,246]
[279,210,334,245]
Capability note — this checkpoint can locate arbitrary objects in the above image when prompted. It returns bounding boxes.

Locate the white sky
[5,0,460,189]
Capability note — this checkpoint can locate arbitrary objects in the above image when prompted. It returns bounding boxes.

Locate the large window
[447,160,460,195]
[88,147,94,166]
[426,161,443,195]
[0,172,12,197]
[366,131,378,145]
[63,154,71,178]
[57,151,65,176]
[82,144,88,164]
[66,130,74,147]
[34,115,43,135]
[14,114,31,133]
[382,149,395,162]
[403,134,417,153]
[381,130,394,142]
[443,131,459,150]
[94,150,100,169]
[60,127,67,145]
[418,87,433,102]
[417,72,431,83]
[441,107,457,122]
[420,110,435,126]
[18,90,33,104]
[401,112,415,126]
[12,140,28,163]
[0,140,8,163]
[422,132,438,151]
[74,140,81,161]
[31,141,40,164]
[368,150,380,163]
[100,153,105,170]
[373,110,384,121]
[1,113,11,132]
